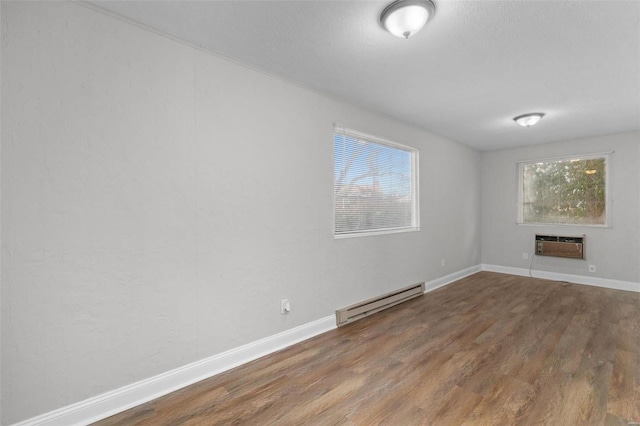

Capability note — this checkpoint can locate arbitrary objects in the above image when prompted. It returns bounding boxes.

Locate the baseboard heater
[535,234,585,259]
[335,282,425,327]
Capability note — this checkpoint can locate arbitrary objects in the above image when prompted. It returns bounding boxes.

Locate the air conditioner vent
[535,234,585,259]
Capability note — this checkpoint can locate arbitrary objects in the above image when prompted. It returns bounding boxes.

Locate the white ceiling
[88,0,640,151]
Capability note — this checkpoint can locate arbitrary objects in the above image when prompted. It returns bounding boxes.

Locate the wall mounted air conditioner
[535,234,585,259]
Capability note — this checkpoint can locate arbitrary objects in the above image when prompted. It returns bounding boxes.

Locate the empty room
[1,0,639,425]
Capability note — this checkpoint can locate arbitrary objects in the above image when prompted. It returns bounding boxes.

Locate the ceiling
[87,0,640,151]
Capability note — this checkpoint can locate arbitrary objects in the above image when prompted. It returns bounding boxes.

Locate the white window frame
[334,125,420,238]
[517,152,612,227]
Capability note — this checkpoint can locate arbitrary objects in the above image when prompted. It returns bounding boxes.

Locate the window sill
[335,227,420,239]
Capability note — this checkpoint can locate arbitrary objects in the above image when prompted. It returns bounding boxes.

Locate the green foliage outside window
[521,157,606,225]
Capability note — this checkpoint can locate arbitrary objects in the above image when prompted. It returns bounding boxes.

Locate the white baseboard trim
[424,264,482,293]
[481,264,640,293]
[10,264,490,426]
[12,315,336,426]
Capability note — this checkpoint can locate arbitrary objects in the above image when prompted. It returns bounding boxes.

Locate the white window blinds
[334,126,419,237]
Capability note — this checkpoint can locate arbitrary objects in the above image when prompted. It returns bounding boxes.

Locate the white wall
[481,131,640,283]
[0,1,3,423]
[0,2,481,423]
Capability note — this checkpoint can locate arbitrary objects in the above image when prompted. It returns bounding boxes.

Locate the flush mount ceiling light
[513,113,545,128]
[380,0,435,39]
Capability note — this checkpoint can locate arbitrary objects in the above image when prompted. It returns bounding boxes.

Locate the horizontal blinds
[334,128,417,235]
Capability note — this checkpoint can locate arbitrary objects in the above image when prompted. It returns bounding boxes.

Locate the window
[334,126,419,237]
[518,154,609,226]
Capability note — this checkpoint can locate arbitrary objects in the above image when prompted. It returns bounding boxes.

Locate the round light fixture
[513,112,545,127]
[380,0,435,39]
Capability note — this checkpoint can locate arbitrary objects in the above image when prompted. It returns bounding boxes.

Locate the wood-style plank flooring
[95,272,640,425]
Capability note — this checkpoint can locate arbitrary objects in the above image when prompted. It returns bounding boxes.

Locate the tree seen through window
[334,131,417,235]
[521,156,606,225]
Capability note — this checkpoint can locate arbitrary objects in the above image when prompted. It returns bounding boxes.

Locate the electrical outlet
[588,265,596,273]
[523,253,529,260]
[441,259,445,267]
[280,299,291,314]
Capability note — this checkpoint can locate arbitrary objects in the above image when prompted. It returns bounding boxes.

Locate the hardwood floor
[95,272,640,425]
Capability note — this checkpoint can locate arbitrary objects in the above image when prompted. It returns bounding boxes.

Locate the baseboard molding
[481,264,640,293]
[12,316,336,426]
[424,264,482,293]
[11,264,487,426]
[14,263,636,426]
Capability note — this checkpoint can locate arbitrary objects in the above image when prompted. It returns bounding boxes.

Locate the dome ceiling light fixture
[513,112,545,127]
[380,0,436,39]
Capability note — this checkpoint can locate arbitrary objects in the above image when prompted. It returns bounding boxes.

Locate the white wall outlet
[441,259,445,267]
[280,299,291,314]
[523,253,529,260]
[588,264,596,273]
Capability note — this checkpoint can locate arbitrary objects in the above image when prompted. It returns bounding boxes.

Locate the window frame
[333,125,420,239]
[516,152,612,227]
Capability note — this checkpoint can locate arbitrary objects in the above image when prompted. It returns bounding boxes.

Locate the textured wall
[0,1,3,423]
[481,131,640,283]
[0,2,480,423]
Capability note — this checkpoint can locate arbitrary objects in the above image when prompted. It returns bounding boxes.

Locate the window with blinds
[334,126,419,237]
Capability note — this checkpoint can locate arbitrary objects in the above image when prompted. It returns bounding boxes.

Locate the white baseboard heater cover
[336,282,425,327]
